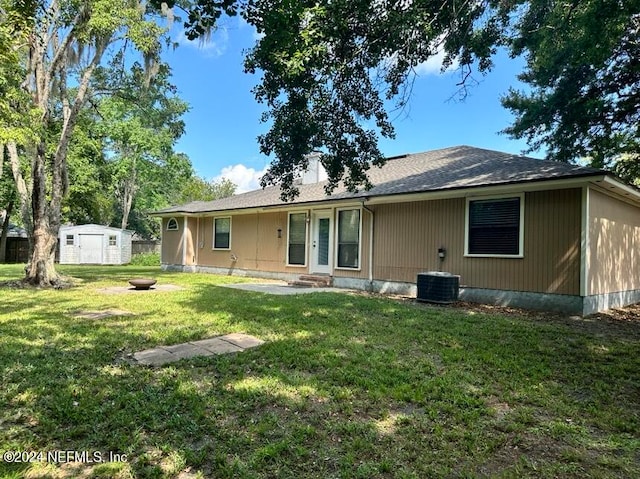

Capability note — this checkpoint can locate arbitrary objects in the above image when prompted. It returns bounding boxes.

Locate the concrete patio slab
[128,333,264,366]
[223,282,346,295]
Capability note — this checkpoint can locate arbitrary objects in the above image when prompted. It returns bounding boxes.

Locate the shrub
[130,252,160,266]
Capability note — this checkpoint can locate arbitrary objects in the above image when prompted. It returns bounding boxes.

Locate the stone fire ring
[128,278,157,290]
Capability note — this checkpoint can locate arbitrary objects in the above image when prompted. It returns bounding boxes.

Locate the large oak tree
[164,0,639,197]
[2,0,169,286]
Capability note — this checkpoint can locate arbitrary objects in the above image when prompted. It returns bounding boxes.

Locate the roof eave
[151,172,636,217]
[363,173,610,205]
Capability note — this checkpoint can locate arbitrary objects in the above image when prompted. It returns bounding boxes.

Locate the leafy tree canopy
[500,1,639,175]
[159,0,639,198]
[2,0,175,285]
[173,176,237,204]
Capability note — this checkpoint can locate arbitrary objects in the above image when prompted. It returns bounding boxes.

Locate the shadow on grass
[1,272,639,477]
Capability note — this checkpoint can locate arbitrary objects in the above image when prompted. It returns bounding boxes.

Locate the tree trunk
[7,142,33,254]
[0,199,13,263]
[26,142,60,286]
[120,161,137,230]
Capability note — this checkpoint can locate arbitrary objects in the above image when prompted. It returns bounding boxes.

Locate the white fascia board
[597,176,640,204]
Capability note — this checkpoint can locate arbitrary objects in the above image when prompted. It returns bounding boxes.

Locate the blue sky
[162,17,540,192]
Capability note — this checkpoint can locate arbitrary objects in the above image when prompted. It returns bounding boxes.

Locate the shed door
[79,234,103,264]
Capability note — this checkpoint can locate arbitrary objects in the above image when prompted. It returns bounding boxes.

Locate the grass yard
[0,264,639,478]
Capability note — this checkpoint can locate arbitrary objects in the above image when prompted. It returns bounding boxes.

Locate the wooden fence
[132,240,161,255]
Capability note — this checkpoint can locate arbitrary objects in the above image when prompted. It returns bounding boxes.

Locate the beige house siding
[184,217,196,266]
[168,189,583,296]
[161,217,184,265]
[184,208,372,278]
[195,212,304,274]
[372,189,582,295]
[588,188,640,295]
[332,208,371,280]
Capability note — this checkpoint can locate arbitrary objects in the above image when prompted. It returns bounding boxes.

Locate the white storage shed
[59,224,133,265]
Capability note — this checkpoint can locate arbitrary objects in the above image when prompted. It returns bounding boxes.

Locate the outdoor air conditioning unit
[416,272,460,304]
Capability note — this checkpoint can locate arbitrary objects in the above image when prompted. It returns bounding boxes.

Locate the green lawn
[0,264,638,478]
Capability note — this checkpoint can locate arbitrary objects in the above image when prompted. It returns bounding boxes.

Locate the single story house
[153,146,640,315]
[59,224,133,265]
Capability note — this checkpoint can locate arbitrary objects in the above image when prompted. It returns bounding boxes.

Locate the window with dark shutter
[288,213,307,265]
[468,197,521,255]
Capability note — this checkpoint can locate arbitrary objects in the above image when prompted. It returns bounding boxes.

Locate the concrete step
[298,275,333,286]
[287,280,324,288]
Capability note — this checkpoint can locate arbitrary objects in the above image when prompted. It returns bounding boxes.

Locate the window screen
[214,217,231,249]
[337,209,360,268]
[288,213,306,265]
[468,197,521,255]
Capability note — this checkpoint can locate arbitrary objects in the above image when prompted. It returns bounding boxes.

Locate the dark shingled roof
[154,145,604,215]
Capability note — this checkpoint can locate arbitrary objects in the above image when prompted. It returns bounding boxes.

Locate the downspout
[362,200,374,292]
[182,216,187,267]
[195,217,200,267]
[580,186,590,313]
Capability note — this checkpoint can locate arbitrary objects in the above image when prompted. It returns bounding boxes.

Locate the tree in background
[162,0,639,196]
[93,59,190,230]
[500,1,639,175]
[2,0,169,285]
[0,173,17,263]
[0,1,38,250]
[63,110,114,226]
[173,176,237,204]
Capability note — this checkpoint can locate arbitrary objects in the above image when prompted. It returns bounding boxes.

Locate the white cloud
[214,164,269,193]
[174,27,229,58]
[414,49,459,76]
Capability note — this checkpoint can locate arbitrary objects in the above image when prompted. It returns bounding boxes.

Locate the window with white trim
[108,235,117,246]
[65,234,74,246]
[466,196,523,256]
[213,217,231,249]
[337,209,361,268]
[166,217,179,230]
[287,212,307,265]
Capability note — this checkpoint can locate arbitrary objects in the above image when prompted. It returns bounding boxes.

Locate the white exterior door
[310,211,333,274]
[79,234,103,264]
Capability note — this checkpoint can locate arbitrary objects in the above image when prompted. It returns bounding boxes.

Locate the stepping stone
[132,348,179,366]
[74,309,134,320]
[220,333,265,349]
[129,334,265,366]
[162,343,215,360]
[190,338,244,354]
